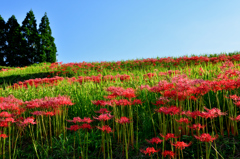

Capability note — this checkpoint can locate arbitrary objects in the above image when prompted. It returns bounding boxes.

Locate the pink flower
[140,147,160,156]
[4,117,15,123]
[31,111,46,116]
[79,123,92,130]
[170,141,192,150]
[22,117,36,125]
[162,150,176,158]
[146,137,163,145]
[229,115,240,121]
[93,113,114,121]
[160,133,179,140]
[0,134,8,138]
[81,117,93,123]
[188,123,205,130]
[96,125,112,133]
[66,125,80,131]
[115,117,131,124]
[194,133,218,142]
[175,117,191,124]
[66,117,82,123]
[0,111,12,118]
[95,108,111,114]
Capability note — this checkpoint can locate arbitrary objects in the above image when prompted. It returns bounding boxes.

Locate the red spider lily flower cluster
[155,106,181,115]
[95,108,111,114]
[0,134,8,138]
[9,76,64,90]
[170,141,192,150]
[31,111,55,116]
[194,133,218,142]
[146,137,163,145]
[92,99,143,107]
[188,123,206,130]
[229,115,240,121]
[17,117,37,127]
[96,125,112,133]
[160,133,179,140]
[200,107,227,119]
[0,111,12,118]
[66,125,80,131]
[175,117,191,124]
[3,117,15,123]
[115,117,131,124]
[140,147,160,156]
[162,150,176,158]
[80,123,92,130]
[66,123,93,131]
[24,95,74,110]
[93,113,114,121]
[105,86,137,99]
[182,110,201,119]
[67,117,93,123]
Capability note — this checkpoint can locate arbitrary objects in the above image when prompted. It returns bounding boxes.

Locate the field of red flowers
[1,52,240,158]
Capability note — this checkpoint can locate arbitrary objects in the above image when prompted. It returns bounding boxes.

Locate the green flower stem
[29,125,39,159]
[8,124,11,159]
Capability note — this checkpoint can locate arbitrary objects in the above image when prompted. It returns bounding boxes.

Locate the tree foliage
[0,15,6,66]
[5,15,26,67]
[0,10,57,67]
[38,12,57,63]
[21,9,40,65]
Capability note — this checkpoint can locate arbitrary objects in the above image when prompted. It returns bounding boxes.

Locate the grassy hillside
[0,51,240,158]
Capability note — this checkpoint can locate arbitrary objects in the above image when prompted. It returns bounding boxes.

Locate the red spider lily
[0,134,8,138]
[3,117,15,123]
[175,117,191,124]
[0,121,9,127]
[22,117,37,125]
[96,125,112,133]
[131,99,143,105]
[146,137,163,145]
[79,123,92,130]
[160,133,179,140]
[66,117,82,123]
[66,125,80,131]
[188,123,206,130]
[95,108,111,114]
[44,111,55,116]
[113,99,132,106]
[0,111,12,118]
[91,100,113,107]
[31,111,46,116]
[200,107,227,119]
[115,117,131,124]
[93,113,114,121]
[182,110,201,119]
[162,150,176,158]
[155,106,181,115]
[229,115,240,121]
[194,133,218,142]
[81,117,93,123]
[170,141,192,150]
[140,147,160,156]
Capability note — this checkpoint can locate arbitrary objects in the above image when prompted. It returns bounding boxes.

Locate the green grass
[0,51,240,158]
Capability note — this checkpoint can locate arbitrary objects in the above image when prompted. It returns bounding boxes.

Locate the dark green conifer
[0,15,6,66]
[21,10,40,65]
[5,15,25,67]
[38,12,57,63]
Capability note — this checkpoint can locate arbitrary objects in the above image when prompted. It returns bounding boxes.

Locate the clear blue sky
[1,1,240,64]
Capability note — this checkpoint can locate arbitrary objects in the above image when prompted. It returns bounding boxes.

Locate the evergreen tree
[5,15,25,67]
[0,15,6,66]
[38,12,57,63]
[21,10,40,65]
